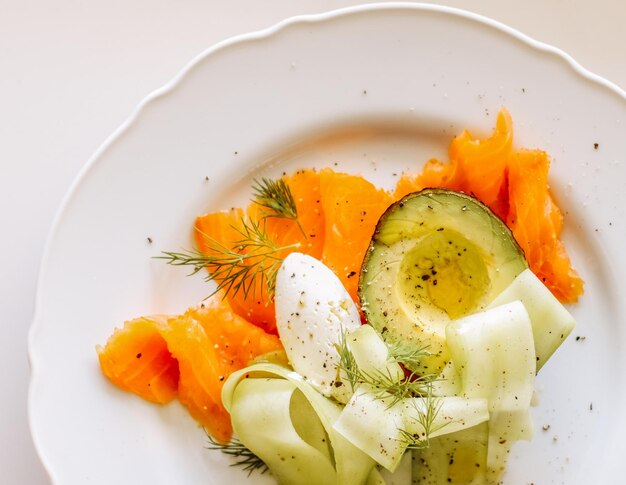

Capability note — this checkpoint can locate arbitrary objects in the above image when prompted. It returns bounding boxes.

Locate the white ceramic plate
[29,3,626,484]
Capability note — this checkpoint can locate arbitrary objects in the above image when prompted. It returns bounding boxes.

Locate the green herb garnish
[159,177,305,299]
[252,177,305,237]
[206,434,268,476]
[252,177,298,221]
[159,218,299,300]
[397,383,446,450]
[335,331,437,408]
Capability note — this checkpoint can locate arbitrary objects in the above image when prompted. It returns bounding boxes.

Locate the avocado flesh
[359,189,528,373]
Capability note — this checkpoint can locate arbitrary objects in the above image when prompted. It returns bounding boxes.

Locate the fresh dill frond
[357,367,436,408]
[206,434,268,476]
[386,370,435,408]
[385,339,432,366]
[397,384,446,450]
[252,177,297,221]
[251,177,305,237]
[335,329,444,447]
[398,427,432,451]
[334,331,438,409]
[159,177,306,299]
[336,330,360,391]
[158,218,300,300]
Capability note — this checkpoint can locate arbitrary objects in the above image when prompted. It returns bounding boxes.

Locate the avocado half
[358,189,528,373]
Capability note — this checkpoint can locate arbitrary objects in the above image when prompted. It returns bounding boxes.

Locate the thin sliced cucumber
[445,301,536,413]
[488,268,575,371]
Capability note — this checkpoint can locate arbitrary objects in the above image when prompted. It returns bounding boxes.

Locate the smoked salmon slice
[97,295,283,442]
[319,169,394,303]
[394,109,582,302]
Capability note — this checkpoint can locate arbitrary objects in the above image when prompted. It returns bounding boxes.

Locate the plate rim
[27,2,626,482]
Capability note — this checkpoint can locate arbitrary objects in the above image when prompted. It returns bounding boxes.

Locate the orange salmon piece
[98,295,283,442]
[507,150,583,302]
[448,109,513,212]
[194,170,325,333]
[395,159,454,200]
[394,109,582,302]
[251,169,325,259]
[97,317,179,404]
[394,110,513,220]
[319,168,394,302]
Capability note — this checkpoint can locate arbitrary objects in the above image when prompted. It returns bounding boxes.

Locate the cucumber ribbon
[222,363,376,485]
[222,362,490,483]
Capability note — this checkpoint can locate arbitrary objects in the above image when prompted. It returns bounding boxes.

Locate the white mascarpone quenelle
[275,253,361,401]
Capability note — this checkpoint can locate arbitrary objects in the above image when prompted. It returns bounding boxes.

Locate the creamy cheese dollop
[275,252,360,398]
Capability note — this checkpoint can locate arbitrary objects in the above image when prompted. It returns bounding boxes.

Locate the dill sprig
[335,331,437,409]
[159,177,306,299]
[385,340,432,366]
[336,330,360,390]
[158,218,300,300]
[397,384,446,450]
[206,434,268,476]
[252,177,298,220]
[252,177,305,237]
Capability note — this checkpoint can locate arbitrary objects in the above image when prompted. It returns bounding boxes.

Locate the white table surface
[2,1,624,483]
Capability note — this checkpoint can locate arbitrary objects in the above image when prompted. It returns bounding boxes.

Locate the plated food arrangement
[29,5,626,484]
[97,110,581,484]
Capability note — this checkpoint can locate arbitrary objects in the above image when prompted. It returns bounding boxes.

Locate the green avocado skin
[358,189,528,374]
